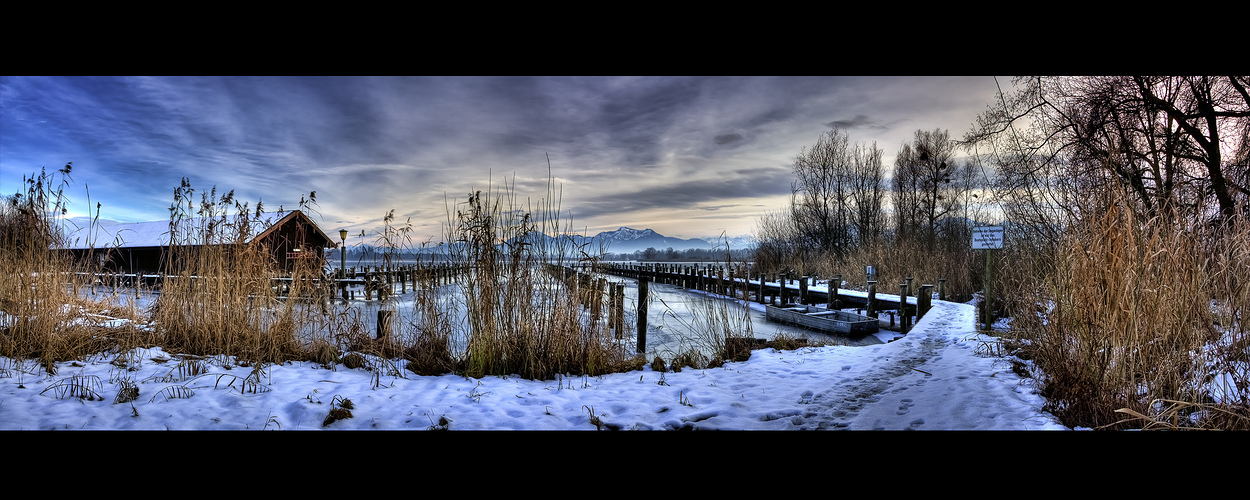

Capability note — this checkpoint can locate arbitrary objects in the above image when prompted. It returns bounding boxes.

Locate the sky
[0,76,1008,245]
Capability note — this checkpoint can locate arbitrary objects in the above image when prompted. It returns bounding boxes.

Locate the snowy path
[762,299,1064,430]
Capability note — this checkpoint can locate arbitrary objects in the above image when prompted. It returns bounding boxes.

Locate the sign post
[971,226,1004,330]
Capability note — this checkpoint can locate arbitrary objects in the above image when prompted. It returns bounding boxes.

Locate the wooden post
[900,283,910,333]
[743,268,751,301]
[919,284,934,318]
[829,274,841,310]
[608,283,618,337]
[377,310,393,339]
[614,283,625,338]
[779,273,788,304]
[637,276,649,354]
[758,272,766,304]
[986,247,995,330]
[866,280,877,318]
[592,278,605,324]
[938,278,947,301]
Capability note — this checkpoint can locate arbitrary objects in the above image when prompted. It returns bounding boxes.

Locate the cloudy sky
[0,76,1007,245]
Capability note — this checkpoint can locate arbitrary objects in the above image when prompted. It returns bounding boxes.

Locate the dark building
[61,210,336,275]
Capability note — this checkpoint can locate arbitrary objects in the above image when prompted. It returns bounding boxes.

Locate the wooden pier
[72,262,470,301]
[583,262,940,333]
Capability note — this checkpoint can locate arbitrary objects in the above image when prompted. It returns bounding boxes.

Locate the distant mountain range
[335,227,756,258]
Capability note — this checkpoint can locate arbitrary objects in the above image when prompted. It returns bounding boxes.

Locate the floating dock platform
[765,303,879,335]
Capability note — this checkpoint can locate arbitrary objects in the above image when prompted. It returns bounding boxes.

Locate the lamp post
[338,228,348,279]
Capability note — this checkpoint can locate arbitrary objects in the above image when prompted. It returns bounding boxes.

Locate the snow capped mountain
[597,227,660,242]
[707,234,758,251]
[334,227,755,259]
[591,227,709,253]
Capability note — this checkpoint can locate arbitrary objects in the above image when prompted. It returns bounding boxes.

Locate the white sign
[972,226,1004,249]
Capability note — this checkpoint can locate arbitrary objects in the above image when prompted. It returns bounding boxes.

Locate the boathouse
[60,210,336,274]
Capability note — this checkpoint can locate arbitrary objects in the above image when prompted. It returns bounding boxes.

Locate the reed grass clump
[442,170,634,380]
[1,165,121,368]
[1011,199,1250,430]
[148,181,323,364]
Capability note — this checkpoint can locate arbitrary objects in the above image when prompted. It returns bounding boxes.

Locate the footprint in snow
[896,398,914,415]
[798,390,815,404]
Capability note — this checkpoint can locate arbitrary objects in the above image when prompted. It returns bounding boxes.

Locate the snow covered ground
[0,284,1068,430]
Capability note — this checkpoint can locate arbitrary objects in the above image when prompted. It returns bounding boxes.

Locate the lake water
[74,266,887,367]
[334,270,886,361]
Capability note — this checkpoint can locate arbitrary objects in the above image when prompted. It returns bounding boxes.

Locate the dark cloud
[827,114,879,130]
[566,164,794,223]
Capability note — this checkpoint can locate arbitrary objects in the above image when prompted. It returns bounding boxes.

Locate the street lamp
[338,228,348,279]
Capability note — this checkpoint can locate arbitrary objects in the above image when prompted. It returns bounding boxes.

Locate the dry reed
[437,168,638,379]
[1011,198,1250,430]
[1,165,124,369]
[149,181,322,364]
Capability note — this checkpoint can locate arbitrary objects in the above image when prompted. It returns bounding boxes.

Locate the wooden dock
[71,262,470,301]
[587,262,940,333]
[765,304,879,335]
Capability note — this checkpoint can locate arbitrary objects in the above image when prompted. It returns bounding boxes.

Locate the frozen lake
[72,266,897,367]
[335,270,892,362]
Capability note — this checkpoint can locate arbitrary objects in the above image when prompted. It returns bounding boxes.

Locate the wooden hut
[61,210,336,275]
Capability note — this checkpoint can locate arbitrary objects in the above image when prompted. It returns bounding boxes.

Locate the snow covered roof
[60,210,333,250]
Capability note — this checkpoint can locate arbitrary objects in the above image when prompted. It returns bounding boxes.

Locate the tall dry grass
[437,170,639,380]
[1009,200,1250,429]
[0,166,135,371]
[149,181,324,364]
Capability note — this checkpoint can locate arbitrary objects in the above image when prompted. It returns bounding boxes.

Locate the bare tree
[892,128,962,249]
[849,141,887,248]
[789,128,854,258]
[752,207,800,270]
[963,76,1250,229]
[754,127,890,270]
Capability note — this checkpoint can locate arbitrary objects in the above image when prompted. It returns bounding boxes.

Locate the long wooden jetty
[584,262,942,332]
[71,262,470,301]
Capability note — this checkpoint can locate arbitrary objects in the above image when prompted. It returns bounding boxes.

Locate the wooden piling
[757,273,766,304]
[779,273,788,304]
[592,277,605,324]
[377,310,393,339]
[637,276,649,353]
[866,280,877,318]
[829,274,841,309]
[900,283,910,332]
[613,283,625,338]
[919,284,934,317]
